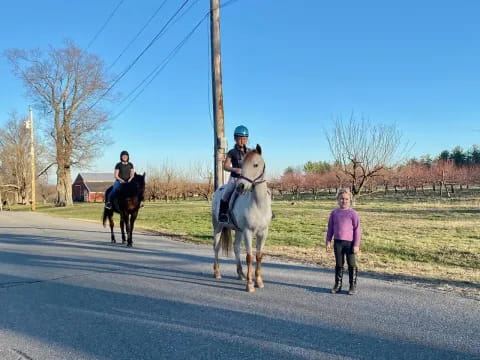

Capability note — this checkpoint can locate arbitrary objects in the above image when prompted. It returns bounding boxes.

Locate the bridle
[238,164,266,188]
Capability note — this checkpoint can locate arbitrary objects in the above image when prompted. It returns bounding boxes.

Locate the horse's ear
[142,172,146,178]
[256,144,262,155]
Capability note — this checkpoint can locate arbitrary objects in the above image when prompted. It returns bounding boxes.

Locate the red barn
[72,173,113,202]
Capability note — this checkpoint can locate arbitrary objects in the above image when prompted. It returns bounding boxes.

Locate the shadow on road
[1,272,477,360]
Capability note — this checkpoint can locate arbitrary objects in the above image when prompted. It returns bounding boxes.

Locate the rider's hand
[233,168,242,175]
[353,246,359,254]
[326,243,331,252]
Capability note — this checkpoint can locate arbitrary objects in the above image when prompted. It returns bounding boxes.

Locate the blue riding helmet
[234,125,249,137]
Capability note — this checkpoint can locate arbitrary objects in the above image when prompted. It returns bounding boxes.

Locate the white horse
[211,144,272,292]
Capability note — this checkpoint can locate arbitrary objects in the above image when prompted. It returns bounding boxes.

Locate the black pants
[334,239,356,268]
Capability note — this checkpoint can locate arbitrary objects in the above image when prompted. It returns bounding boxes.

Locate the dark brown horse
[102,172,146,247]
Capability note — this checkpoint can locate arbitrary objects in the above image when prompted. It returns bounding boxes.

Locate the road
[0,211,478,360]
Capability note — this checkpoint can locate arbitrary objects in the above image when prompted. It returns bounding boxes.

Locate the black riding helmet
[120,150,129,161]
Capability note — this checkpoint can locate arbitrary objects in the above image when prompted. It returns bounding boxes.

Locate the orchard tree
[326,114,407,196]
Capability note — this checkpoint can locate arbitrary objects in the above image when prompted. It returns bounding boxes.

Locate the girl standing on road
[325,187,361,295]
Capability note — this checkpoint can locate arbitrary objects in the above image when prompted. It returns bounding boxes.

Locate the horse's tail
[220,227,232,257]
[102,207,111,227]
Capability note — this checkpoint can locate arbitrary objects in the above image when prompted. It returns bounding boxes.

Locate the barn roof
[87,182,112,193]
[73,172,114,193]
[78,173,113,182]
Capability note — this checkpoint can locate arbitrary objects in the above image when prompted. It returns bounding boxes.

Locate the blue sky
[0,0,479,179]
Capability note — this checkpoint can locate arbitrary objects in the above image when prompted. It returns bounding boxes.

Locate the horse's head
[236,144,266,194]
[133,172,146,200]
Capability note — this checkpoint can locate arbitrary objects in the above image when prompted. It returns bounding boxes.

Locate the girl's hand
[353,246,359,254]
[233,168,242,175]
[326,243,331,252]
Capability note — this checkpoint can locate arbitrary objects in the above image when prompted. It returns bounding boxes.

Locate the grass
[9,196,480,294]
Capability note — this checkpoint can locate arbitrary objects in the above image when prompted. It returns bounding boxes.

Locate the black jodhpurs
[334,239,356,268]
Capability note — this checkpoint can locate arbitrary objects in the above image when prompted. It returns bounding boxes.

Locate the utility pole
[210,0,226,190]
[29,107,36,211]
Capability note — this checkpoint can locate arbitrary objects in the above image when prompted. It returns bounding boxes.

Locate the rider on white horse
[218,125,250,223]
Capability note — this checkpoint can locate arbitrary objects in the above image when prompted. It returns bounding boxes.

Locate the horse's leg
[255,229,269,289]
[128,211,137,247]
[120,216,126,244]
[234,230,245,280]
[108,214,116,243]
[124,213,132,247]
[244,230,254,292]
[212,224,222,279]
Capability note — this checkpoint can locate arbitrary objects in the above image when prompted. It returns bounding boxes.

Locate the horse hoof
[255,280,264,288]
[111,239,116,243]
[214,274,222,280]
[246,284,255,293]
[126,243,132,248]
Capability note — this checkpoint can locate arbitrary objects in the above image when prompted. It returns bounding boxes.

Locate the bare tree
[145,167,162,202]
[0,113,30,204]
[160,161,178,202]
[0,112,49,204]
[194,161,214,201]
[326,114,407,196]
[5,41,115,206]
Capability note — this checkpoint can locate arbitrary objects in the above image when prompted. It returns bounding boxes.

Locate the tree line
[273,156,480,199]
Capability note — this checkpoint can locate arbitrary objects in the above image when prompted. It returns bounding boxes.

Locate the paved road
[0,211,478,360]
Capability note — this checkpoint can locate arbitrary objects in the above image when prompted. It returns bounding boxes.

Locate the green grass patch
[12,197,480,285]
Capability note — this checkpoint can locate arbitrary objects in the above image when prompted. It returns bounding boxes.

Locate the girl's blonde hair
[336,187,352,199]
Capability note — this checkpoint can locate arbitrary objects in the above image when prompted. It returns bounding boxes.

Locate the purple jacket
[325,208,361,248]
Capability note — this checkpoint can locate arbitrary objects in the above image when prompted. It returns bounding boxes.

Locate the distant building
[72,173,113,202]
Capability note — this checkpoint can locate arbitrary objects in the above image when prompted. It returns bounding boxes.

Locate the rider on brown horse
[105,150,135,210]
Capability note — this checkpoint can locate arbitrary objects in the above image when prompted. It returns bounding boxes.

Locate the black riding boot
[331,266,343,294]
[348,266,358,295]
[218,199,230,223]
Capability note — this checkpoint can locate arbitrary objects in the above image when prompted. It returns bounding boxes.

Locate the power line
[112,0,241,120]
[108,0,169,70]
[88,0,191,111]
[220,0,240,10]
[112,13,208,120]
[116,0,201,107]
[87,0,125,50]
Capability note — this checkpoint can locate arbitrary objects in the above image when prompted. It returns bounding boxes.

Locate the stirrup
[219,213,230,223]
